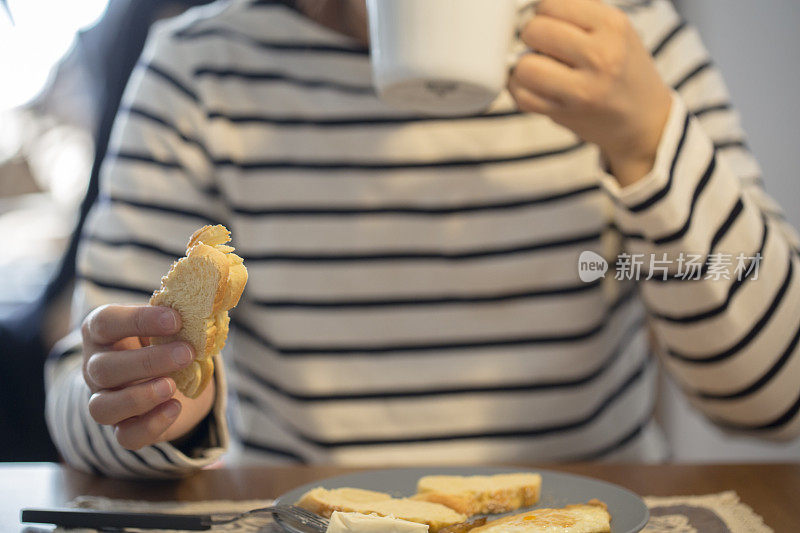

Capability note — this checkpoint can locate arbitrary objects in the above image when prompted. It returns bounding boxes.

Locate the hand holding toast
[80,225,246,451]
[81,304,215,450]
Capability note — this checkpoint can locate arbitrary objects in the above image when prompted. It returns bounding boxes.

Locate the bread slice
[149,225,247,398]
[414,473,542,516]
[298,487,392,513]
[296,487,467,532]
[469,500,610,533]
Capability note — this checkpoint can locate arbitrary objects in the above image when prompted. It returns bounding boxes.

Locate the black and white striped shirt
[45,0,800,478]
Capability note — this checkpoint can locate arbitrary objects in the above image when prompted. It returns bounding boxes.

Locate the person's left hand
[509,0,673,187]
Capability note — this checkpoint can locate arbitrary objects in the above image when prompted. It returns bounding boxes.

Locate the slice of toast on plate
[296,487,467,532]
[414,473,542,515]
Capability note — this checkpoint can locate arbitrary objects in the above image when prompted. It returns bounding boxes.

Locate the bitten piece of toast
[414,473,542,516]
[149,225,247,398]
[296,487,467,533]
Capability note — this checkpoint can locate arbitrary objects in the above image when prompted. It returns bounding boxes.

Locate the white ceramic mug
[366,0,519,116]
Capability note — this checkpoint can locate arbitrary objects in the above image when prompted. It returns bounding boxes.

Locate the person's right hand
[81,304,215,450]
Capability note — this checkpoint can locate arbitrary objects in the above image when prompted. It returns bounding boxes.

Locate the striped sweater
[45,0,800,478]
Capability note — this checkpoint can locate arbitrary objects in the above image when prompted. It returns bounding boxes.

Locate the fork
[211,504,329,532]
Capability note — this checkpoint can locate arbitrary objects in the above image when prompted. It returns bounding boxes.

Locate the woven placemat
[642,492,772,533]
[56,492,772,533]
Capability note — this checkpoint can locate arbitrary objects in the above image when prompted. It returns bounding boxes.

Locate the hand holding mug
[509,0,673,186]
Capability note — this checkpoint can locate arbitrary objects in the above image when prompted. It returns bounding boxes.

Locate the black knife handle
[21,508,213,530]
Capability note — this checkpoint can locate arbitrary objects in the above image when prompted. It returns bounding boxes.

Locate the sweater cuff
[597,90,738,249]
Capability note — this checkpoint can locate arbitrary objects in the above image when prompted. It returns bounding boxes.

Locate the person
[46,0,800,477]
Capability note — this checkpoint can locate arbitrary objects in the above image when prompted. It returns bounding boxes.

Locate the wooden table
[4,463,799,531]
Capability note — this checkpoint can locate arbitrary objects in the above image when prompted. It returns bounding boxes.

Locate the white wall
[659,0,800,462]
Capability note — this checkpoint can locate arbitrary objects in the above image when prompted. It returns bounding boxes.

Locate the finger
[85,342,194,390]
[537,0,608,32]
[113,336,144,351]
[521,15,594,68]
[83,304,181,346]
[512,53,584,104]
[508,76,559,115]
[114,400,182,450]
[88,377,177,425]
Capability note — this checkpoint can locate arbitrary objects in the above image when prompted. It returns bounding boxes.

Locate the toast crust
[149,225,247,398]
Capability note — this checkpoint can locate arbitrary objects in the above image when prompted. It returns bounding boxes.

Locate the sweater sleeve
[601,1,800,439]
[45,18,231,478]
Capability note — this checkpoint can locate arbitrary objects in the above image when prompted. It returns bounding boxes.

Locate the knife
[21,508,214,530]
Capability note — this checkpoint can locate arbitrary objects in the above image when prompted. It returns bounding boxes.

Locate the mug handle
[507,0,538,72]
